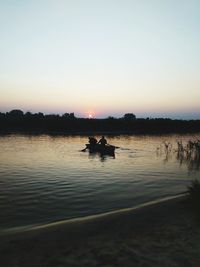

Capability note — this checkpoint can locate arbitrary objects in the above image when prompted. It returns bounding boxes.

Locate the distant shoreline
[0,117,200,135]
[1,110,200,135]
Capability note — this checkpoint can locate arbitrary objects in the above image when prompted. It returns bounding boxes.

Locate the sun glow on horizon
[87,111,96,119]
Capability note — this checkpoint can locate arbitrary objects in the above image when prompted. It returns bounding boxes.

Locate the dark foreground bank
[1,195,200,267]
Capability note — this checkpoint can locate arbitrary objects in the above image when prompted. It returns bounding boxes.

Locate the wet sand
[1,195,200,267]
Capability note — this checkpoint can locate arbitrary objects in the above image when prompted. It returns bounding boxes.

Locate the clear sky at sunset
[0,0,200,119]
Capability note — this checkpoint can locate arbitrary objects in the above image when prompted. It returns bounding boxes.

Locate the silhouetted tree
[62,112,76,119]
[8,109,24,117]
[107,116,116,120]
[0,112,5,120]
[37,112,44,118]
[25,112,32,117]
[62,113,70,118]
[123,113,136,120]
[69,113,76,119]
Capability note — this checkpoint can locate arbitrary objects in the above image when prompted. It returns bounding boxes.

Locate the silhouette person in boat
[88,136,97,146]
[98,135,107,147]
[85,136,114,155]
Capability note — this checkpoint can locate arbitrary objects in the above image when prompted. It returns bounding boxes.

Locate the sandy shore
[1,195,200,267]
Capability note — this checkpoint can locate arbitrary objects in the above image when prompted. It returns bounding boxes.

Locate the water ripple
[0,134,199,231]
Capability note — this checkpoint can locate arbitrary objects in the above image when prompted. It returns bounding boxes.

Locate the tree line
[0,109,199,134]
[0,110,136,120]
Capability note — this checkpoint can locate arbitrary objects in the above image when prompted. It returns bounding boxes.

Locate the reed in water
[161,139,200,212]
[176,140,200,170]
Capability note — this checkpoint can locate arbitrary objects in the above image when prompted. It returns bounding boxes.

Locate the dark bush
[187,179,200,211]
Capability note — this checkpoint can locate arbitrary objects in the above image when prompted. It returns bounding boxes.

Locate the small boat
[85,144,115,155]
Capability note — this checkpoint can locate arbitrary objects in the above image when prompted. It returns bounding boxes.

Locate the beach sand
[1,196,200,267]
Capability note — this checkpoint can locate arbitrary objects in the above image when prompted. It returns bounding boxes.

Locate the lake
[0,134,199,232]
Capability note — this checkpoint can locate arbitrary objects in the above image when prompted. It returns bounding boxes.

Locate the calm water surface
[0,134,199,231]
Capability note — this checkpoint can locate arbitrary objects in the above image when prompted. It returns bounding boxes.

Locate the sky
[0,0,200,119]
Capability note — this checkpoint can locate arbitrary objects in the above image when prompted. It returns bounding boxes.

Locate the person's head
[102,135,105,139]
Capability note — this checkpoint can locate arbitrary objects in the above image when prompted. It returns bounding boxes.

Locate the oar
[81,147,87,152]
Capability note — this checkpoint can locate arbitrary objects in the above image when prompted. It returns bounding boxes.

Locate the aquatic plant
[176,140,200,170]
[160,139,200,170]
[163,141,172,153]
